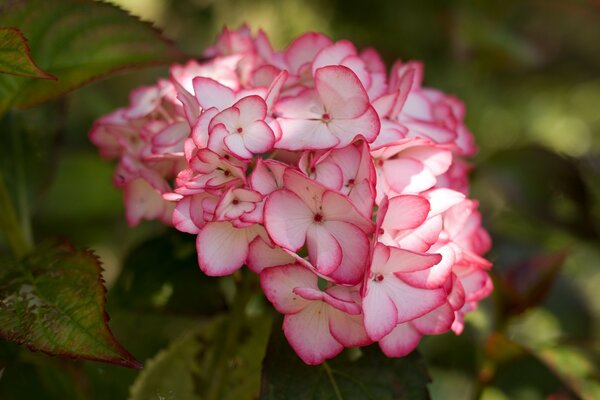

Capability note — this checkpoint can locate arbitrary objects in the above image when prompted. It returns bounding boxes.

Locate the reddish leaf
[0,243,140,368]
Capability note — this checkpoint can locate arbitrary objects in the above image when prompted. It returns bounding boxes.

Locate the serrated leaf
[0,0,185,115]
[0,243,140,368]
[0,27,56,80]
[260,317,431,400]
[130,315,272,400]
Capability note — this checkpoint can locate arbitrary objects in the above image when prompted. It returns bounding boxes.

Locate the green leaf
[535,346,600,400]
[260,317,431,400]
[0,27,56,80]
[130,315,272,400]
[0,243,140,368]
[129,322,208,400]
[0,0,184,115]
[476,146,598,240]
[109,231,227,316]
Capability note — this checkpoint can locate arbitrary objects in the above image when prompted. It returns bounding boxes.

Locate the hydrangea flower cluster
[90,26,492,365]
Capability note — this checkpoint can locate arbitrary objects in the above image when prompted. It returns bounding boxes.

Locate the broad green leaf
[0,243,140,368]
[130,315,272,400]
[0,27,55,80]
[260,318,431,400]
[0,0,184,115]
[129,322,208,400]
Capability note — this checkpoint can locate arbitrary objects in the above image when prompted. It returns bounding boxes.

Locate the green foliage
[260,317,431,400]
[130,314,272,400]
[109,231,226,316]
[0,0,184,116]
[0,243,139,368]
[0,27,55,80]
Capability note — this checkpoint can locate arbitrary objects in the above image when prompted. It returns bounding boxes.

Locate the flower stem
[205,270,255,400]
[323,361,343,400]
[0,172,31,258]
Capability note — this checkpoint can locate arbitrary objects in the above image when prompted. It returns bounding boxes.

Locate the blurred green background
[1,0,599,399]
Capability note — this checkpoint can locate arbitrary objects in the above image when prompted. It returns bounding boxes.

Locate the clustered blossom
[90,26,492,365]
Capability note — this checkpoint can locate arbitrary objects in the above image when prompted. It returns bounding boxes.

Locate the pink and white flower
[90,26,493,365]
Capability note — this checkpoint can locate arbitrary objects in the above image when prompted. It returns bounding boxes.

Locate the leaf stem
[205,269,255,400]
[323,361,344,400]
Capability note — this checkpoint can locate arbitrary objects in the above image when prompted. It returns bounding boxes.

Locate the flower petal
[306,223,343,275]
[283,302,344,365]
[315,65,370,119]
[260,264,315,314]
[196,222,255,276]
[379,323,421,358]
[264,189,314,250]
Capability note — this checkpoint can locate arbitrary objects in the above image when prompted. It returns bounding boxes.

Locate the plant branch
[205,269,255,400]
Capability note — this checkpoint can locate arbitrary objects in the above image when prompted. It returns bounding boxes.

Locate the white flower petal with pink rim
[383,276,447,323]
[321,191,373,233]
[224,134,252,159]
[362,283,398,340]
[260,264,316,314]
[249,159,287,195]
[125,86,161,119]
[307,159,344,191]
[329,310,371,347]
[371,244,442,275]
[275,118,339,150]
[152,121,190,154]
[264,189,314,251]
[326,106,380,145]
[294,287,361,315]
[314,65,370,119]
[399,244,456,289]
[445,274,466,311]
[285,32,333,75]
[283,302,344,365]
[240,121,275,153]
[379,323,421,358]
[381,195,431,233]
[192,107,219,149]
[404,120,456,144]
[275,89,323,119]
[456,265,493,302]
[390,68,415,118]
[124,178,169,227]
[172,79,200,124]
[393,215,443,253]
[193,77,235,110]
[323,220,370,285]
[265,70,288,113]
[282,169,325,212]
[172,196,200,234]
[214,187,261,221]
[424,188,466,217]
[247,237,295,273]
[312,40,357,75]
[411,302,455,335]
[196,222,259,276]
[382,157,436,194]
[207,123,230,155]
[306,224,343,275]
